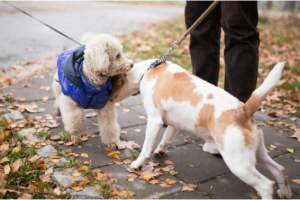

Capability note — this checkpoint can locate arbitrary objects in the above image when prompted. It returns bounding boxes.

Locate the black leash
[3,1,82,46]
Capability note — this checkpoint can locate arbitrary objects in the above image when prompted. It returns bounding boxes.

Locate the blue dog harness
[57,45,113,109]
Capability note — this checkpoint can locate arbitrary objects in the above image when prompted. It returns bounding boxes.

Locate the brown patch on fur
[145,63,202,107]
[207,94,214,99]
[195,105,254,150]
[243,94,261,118]
[109,73,127,101]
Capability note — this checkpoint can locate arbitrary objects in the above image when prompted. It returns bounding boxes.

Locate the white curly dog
[112,59,291,199]
[52,33,132,148]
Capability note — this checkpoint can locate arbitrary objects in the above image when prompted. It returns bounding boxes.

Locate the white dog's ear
[80,33,96,44]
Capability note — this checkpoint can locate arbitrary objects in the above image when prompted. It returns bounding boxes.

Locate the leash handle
[149,0,220,70]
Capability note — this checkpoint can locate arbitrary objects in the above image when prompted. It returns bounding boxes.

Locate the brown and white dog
[112,59,291,199]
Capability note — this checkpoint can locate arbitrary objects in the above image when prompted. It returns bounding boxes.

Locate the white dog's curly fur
[52,33,132,148]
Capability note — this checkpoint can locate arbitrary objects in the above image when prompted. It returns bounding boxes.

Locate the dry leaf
[123,159,132,165]
[135,128,142,133]
[287,148,294,153]
[53,187,61,196]
[292,179,300,185]
[12,159,22,172]
[181,184,197,191]
[107,151,120,159]
[290,129,300,142]
[0,157,9,164]
[113,160,123,165]
[169,170,179,176]
[18,193,32,199]
[166,178,177,185]
[85,112,97,118]
[160,182,171,188]
[164,160,174,165]
[29,155,40,163]
[4,164,10,174]
[149,179,159,185]
[12,146,21,154]
[142,173,154,181]
[81,153,89,158]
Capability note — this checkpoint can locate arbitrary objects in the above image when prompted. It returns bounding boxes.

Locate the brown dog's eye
[116,53,120,59]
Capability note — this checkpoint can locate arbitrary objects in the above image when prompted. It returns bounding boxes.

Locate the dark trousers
[185,1,260,103]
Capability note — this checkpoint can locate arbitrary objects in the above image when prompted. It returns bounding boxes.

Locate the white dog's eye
[116,53,120,59]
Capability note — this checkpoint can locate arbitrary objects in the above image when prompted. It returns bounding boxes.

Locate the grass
[38,131,51,140]
[59,132,71,142]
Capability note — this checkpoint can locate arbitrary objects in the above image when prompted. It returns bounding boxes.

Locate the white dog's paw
[277,189,292,199]
[130,160,142,170]
[203,141,220,154]
[71,135,81,145]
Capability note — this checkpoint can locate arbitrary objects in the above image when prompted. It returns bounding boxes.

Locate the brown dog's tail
[243,62,286,118]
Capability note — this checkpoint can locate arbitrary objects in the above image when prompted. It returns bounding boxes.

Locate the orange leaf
[166,178,177,185]
[107,151,120,159]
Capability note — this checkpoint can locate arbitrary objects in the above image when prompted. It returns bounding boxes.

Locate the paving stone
[52,168,79,188]
[59,136,139,168]
[3,112,25,120]
[254,111,270,125]
[18,127,42,142]
[130,105,146,116]
[163,191,208,199]
[122,95,143,107]
[100,164,183,199]
[45,157,68,167]
[153,143,229,184]
[274,155,300,195]
[37,145,57,157]
[289,150,300,159]
[121,124,202,152]
[262,126,300,153]
[68,186,103,199]
[196,173,258,199]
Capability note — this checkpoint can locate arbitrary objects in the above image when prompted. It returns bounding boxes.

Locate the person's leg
[221,2,260,103]
[185,1,221,86]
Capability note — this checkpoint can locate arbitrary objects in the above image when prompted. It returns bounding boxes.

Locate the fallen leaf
[107,151,120,159]
[123,159,132,165]
[29,155,41,163]
[18,193,32,199]
[81,153,89,158]
[169,170,179,176]
[0,157,9,164]
[53,187,61,196]
[292,179,300,185]
[287,148,294,153]
[78,165,89,171]
[42,96,49,103]
[135,128,142,133]
[12,146,21,154]
[4,164,10,174]
[160,182,171,188]
[181,184,197,191]
[290,129,300,142]
[164,160,174,165]
[142,173,154,181]
[149,179,159,185]
[113,160,123,165]
[85,112,97,118]
[166,178,177,185]
[50,135,60,141]
[11,159,22,172]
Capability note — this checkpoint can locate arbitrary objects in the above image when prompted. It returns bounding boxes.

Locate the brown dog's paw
[55,108,61,116]
[71,135,81,145]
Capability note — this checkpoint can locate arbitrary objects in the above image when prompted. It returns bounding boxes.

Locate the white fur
[52,33,132,147]
[117,60,291,199]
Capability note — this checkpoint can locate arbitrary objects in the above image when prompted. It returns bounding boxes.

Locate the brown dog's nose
[131,64,134,68]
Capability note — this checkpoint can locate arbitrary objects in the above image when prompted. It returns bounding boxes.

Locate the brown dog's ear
[110,73,127,101]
